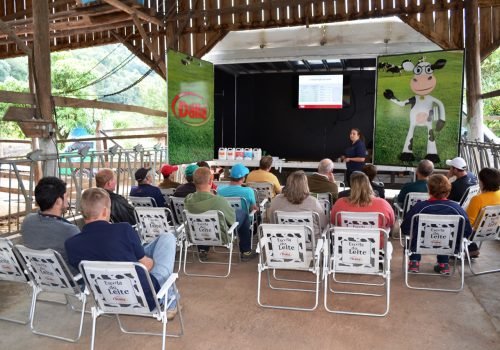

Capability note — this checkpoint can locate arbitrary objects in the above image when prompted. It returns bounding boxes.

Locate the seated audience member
[362,164,385,199]
[465,167,500,258]
[130,167,166,207]
[21,177,79,273]
[95,168,136,225]
[173,164,199,198]
[401,174,472,275]
[269,171,328,232]
[197,161,217,191]
[445,157,478,202]
[158,164,180,189]
[245,155,282,197]
[217,163,257,212]
[331,172,395,246]
[397,159,434,206]
[307,158,339,202]
[184,167,256,261]
[65,188,179,319]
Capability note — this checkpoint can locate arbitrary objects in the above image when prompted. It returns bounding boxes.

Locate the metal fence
[460,138,500,176]
[0,145,168,236]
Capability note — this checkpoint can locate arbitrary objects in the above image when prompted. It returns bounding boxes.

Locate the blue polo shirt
[449,172,478,203]
[217,185,256,211]
[65,221,160,310]
[345,140,367,172]
[130,184,166,207]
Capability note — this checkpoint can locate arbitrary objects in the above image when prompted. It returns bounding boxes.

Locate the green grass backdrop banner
[374,50,464,169]
[167,50,214,164]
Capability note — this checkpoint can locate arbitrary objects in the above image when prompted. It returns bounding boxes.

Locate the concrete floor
[1,238,499,350]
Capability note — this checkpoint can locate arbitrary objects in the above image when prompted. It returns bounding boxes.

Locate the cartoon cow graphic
[383,59,447,163]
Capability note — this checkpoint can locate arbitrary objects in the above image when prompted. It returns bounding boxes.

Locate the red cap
[161,164,178,176]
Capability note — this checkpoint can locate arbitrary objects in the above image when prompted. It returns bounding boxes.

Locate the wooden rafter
[102,0,165,27]
[131,15,166,76]
[399,14,456,50]
[111,31,166,80]
[195,30,229,58]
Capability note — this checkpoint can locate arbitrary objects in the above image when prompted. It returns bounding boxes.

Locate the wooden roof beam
[102,0,165,27]
[131,15,166,76]
[399,14,455,50]
[0,19,32,56]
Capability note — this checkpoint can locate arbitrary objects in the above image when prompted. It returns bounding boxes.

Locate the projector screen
[298,75,344,109]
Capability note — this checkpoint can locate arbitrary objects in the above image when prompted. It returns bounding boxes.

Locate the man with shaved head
[397,159,434,206]
[307,158,338,201]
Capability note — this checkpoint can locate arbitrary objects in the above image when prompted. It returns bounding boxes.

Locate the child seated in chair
[401,174,472,275]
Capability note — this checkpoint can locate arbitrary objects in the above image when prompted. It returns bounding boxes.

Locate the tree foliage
[481,48,500,136]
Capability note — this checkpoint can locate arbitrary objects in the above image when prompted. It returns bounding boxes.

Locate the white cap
[446,157,467,170]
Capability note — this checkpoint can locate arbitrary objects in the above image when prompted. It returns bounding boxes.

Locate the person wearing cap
[245,155,282,197]
[185,167,256,262]
[130,167,166,207]
[445,157,478,202]
[173,164,199,198]
[96,168,136,225]
[217,163,258,213]
[158,164,180,189]
[307,158,338,201]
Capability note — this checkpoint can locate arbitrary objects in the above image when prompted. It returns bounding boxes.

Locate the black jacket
[107,190,136,225]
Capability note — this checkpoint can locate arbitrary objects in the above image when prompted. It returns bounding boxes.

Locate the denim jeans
[236,208,251,253]
[143,233,177,308]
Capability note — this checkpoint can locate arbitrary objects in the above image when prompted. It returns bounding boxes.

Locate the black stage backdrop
[214,69,376,162]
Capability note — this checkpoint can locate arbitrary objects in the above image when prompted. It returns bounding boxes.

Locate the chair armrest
[259,198,269,210]
[314,238,324,258]
[73,273,82,282]
[386,242,393,261]
[156,273,178,300]
[228,222,239,234]
[249,209,257,217]
[175,223,185,234]
[394,202,403,216]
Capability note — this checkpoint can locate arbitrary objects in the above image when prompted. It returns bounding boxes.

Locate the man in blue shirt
[397,159,434,206]
[65,188,179,319]
[445,157,478,202]
[217,163,257,213]
[130,167,166,206]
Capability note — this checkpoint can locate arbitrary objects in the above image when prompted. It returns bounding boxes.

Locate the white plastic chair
[459,184,480,210]
[394,192,429,246]
[404,213,466,292]
[323,226,392,317]
[182,209,238,278]
[225,196,257,247]
[15,245,87,342]
[246,182,273,220]
[0,238,33,324]
[160,188,176,204]
[79,261,184,350]
[257,224,322,311]
[134,207,185,272]
[169,196,187,228]
[465,205,500,275]
[311,192,333,219]
[129,196,157,207]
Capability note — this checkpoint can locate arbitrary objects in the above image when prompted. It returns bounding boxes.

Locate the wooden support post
[465,0,483,141]
[32,0,58,176]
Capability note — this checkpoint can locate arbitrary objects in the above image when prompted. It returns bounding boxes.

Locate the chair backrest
[134,207,176,243]
[183,210,228,246]
[410,213,465,256]
[0,238,28,283]
[335,211,386,228]
[335,181,346,192]
[160,188,176,204]
[274,211,319,247]
[403,192,429,214]
[471,205,500,242]
[79,260,156,316]
[225,196,250,213]
[246,182,273,206]
[15,245,80,295]
[311,192,332,217]
[214,181,230,189]
[258,224,313,270]
[129,196,157,207]
[331,226,384,274]
[459,184,481,209]
[169,196,186,226]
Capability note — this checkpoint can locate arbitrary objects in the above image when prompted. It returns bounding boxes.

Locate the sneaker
[199,250,208,262]
[408,260,420,273]
[469,250,480,258]
[241,251,257,262]
[167,304,182,321]
[434,263,451,275]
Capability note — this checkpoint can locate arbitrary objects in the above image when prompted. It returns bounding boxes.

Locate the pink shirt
[330,197,395,228]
